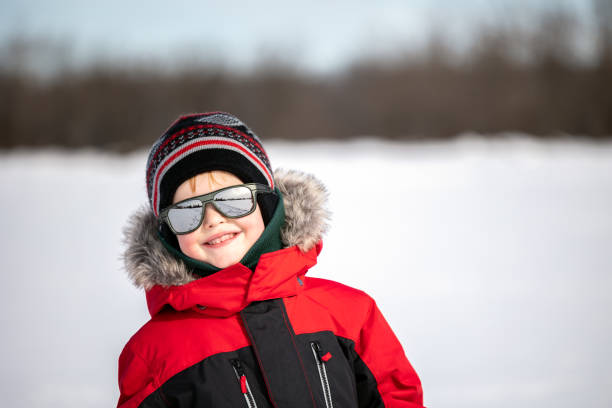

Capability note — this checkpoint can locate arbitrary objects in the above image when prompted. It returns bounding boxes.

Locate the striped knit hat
[146,112,275,217]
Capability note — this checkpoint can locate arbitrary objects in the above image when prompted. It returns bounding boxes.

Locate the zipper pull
[311,341,333,362]
[232,359,248,394]
[240,375,248,394]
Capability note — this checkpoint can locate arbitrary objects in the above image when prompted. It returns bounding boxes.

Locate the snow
[1,135,611,407]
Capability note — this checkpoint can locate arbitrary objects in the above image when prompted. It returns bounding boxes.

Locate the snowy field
[1,136,611,408]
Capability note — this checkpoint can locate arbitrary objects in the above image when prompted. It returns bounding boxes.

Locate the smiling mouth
[205,233,238,246]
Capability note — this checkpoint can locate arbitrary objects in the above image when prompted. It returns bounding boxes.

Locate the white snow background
[1,136,611,407]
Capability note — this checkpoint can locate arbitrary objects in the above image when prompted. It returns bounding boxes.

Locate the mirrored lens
[214,186,254,217]
[167,199,203,233]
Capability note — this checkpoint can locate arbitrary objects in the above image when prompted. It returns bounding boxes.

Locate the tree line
[1,5,611,150]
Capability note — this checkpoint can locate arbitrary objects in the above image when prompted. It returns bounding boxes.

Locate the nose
[201,203,226,228]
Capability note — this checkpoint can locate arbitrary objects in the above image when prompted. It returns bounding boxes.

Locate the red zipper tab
[321,352,332,362]
[240,375,247,394]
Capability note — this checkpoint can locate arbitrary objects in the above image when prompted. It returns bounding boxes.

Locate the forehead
[173,171,243,203]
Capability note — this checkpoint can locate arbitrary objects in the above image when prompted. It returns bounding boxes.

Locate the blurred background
[1,0,611,407]
[1,0,611,148]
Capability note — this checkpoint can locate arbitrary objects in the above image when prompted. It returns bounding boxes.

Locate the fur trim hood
[122,169,330,290]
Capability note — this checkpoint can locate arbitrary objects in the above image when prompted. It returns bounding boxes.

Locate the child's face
[172,171,265,268]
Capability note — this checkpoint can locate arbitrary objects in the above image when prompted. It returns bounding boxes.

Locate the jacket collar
[146,243,321,317]
[122,169,330,317]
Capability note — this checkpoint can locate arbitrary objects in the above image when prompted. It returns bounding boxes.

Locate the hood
[122,169,330,291]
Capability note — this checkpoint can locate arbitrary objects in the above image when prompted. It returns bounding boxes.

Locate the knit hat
[145,112,276,219]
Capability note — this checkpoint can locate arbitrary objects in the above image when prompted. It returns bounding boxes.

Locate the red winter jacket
[118,170,424,408]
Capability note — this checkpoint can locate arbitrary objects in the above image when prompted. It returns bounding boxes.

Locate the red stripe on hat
[147,124,267,185]
[152,139,274,215]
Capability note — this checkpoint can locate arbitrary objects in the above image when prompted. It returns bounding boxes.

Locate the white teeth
[206,233,236,245]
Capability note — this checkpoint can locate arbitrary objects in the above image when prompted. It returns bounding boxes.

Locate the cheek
[238,211,265,239]
[176,233,199,253]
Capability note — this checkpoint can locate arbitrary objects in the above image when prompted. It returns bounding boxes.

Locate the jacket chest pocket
[310,341,334,408]
[301,333,361,408]
[231,359,259,408]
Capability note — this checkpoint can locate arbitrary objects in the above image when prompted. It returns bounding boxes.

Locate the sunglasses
[159,183,274,235]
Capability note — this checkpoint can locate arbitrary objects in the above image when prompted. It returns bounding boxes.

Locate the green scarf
[158,190,285,277]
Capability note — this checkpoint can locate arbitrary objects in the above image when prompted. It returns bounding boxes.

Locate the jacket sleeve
[351,297,424,408]
[117,344,161,408]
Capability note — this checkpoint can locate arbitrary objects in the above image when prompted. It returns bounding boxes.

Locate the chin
[206,245,250,268]
[208,255,242,269]
[211,261,239,269]
[182,246,241,268]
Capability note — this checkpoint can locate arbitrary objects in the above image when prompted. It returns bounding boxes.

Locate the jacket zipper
[231,359,258,408]
[310,341,334,408]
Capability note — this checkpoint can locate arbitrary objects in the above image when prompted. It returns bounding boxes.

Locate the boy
[118,112,424,407]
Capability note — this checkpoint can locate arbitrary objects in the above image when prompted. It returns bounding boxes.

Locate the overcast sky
[0,0,595,73]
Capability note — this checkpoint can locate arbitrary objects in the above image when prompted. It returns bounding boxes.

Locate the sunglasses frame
[159,183,274,235]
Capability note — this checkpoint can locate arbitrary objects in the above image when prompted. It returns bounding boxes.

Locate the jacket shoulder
[295,277,376,340]
[304,277,373,303]
[118,310,194,367]
[119,317,159,366]
[117,319,160,406]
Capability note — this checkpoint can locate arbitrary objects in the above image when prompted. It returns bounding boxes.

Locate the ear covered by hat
[145,112,277,223]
